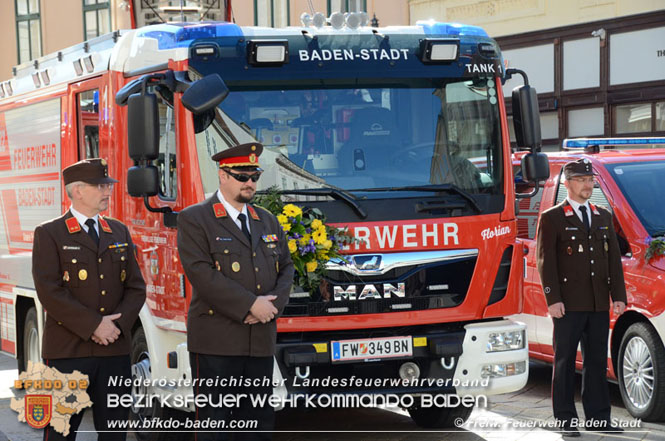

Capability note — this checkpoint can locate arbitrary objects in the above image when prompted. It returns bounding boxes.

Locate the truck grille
[282,249,478,317]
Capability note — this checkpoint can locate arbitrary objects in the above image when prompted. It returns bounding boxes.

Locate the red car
[514,138,665,421]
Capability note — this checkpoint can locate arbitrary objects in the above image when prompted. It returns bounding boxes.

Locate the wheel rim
[27,326,40,365]
[622,336,655,410]
[131,352,152,416]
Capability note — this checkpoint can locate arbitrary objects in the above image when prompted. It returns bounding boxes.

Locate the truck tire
[130,327,193,441]
[20,307,41,372]
[618,322,665,421]
[407,400,473,428]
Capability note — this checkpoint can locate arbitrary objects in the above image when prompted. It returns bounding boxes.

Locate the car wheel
[618,322,665,421]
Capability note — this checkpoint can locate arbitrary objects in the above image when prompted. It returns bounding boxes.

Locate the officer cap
[211,143,263,171]
[63,158,118,186]
[563,158,596,179]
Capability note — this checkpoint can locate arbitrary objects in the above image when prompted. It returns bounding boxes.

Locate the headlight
[486,330,525,352]
[481,361,527,378]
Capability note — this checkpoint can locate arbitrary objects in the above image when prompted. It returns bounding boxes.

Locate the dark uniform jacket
[177,195,294,357]
[32,211,146,359]
[536,200,627,311]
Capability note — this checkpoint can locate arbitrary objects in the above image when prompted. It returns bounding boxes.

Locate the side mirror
[521,152,549,182]
[127,93,159,161]
[127,166,159,197]
[512,84,541,150]
[181,74,229,114]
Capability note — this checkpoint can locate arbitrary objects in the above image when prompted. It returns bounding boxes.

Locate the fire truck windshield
[194,77,503,200]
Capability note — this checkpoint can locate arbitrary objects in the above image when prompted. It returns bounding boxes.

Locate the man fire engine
[0,10,548,438]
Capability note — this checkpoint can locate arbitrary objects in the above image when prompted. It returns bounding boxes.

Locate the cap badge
[249,153,257,164]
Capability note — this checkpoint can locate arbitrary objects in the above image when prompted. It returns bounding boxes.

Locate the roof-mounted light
[478,42,497,57]
[421,38,459,63]
[0,84,5,99]
[329,12,345,29]
[563,137,665,151]
[32,73,41,88]
[40,69,51,86]
[248,40,289,66]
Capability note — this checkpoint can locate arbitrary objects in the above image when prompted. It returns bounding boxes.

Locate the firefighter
[177,143,294,440]
[536,158,627,437]
[32,158,146,441]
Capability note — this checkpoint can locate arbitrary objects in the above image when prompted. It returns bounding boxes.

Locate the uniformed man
[536,158,627,437]
[32,158,146,440]
[177,143,294,441]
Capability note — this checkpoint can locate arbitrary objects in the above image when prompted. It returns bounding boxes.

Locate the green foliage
[646,236,665,262]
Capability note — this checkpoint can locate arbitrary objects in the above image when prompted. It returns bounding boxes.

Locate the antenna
[307,0,315,14]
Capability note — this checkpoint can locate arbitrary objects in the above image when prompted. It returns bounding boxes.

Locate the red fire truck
[0,12,548,436]
[514,137,665,421]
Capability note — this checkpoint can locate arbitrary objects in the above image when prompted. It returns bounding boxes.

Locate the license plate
[331,336,412,362]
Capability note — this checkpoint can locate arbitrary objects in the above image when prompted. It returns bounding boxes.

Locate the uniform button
[98,258,102,263]
[588,235,592,239]
[590,247,594,251]
[57,321,62,325]
[121,256,126,261]
[591,260,594,264]
[563,277,567,282]
[100,307,105,312]
[72,259,77,263]
[257,284,261,290]
[253,252,257,257]
[255,267,259,272]
[99,274,104,279]
[101,290,106,296]
[591,272,595,276]
[208,309,214,315]
[224,249,229,254]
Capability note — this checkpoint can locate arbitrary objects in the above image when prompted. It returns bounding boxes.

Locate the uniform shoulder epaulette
[213,203,227,218]
[98,216,113,233]
[65,217,81,234]
[247,205,260,220]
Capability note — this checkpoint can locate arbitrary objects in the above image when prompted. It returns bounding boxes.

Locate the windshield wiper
[651,231,665,238]
[347,184,482,213]
[262,188,367,219]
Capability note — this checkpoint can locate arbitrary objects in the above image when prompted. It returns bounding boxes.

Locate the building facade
[1,0,409,82]
[410,0,665,150]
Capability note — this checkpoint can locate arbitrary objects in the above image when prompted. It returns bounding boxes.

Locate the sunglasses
[223,168,262,183]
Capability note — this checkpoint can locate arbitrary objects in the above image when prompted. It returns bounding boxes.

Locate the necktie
[579,205,590,232]
[85,218,100,246]
[237,213,251,242]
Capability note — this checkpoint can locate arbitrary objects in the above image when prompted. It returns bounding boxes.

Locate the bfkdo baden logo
[25,395,52,429]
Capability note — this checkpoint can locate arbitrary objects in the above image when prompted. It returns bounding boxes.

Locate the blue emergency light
[563,137,665,151]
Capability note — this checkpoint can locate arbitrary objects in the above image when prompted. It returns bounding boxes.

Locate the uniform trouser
[190,353,274,441]
[552,311,611,427]
[43,355,131,441]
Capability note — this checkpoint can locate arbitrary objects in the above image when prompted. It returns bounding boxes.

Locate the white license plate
[331,336,412,362]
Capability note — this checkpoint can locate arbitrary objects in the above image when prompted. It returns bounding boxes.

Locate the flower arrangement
[646,236,665,262]
[255,188,354,295]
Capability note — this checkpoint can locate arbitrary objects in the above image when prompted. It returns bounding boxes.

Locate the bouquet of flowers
[255,188,353,295]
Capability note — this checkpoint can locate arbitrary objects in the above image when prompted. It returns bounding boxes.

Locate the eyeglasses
[223,169,262,183]
[85,183,114,191]
[569,177,595,184]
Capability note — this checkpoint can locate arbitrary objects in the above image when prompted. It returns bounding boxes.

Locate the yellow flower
[283,204,302,218]
[288,239,297,253]
[299,234,311,246]
[311,219,323,230]
[316,249,329,259]
[312,228,327,244]
[323,239,333,249]
[281,223,291,232]
[277,214,288,225]
[306,260,318,272]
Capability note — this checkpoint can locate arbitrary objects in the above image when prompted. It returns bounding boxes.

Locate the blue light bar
[137,23,243,50]
[416,20,489,37]
[563,137,665,149]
